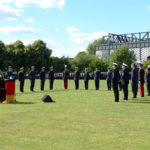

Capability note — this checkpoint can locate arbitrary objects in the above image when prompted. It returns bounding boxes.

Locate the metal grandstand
[95,31,150,62]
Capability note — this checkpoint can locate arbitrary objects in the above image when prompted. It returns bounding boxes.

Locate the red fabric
[64,80,68,89]
[138,69,141,73]
[5,80,15,95]
[139,83,144,97]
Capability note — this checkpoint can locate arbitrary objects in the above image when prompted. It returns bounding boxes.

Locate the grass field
[0,79,150,150]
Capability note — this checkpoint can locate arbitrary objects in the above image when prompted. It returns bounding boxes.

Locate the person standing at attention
[93,67,101,90]
[112,63,120,102]
[73,67,80,90]
[48,66,55,90]
[63,65,70,90]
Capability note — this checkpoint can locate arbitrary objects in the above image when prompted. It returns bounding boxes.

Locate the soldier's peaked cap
[122,63,127,67]
[113,63,118,66]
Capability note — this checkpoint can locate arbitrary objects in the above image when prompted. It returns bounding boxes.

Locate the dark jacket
[6,71,13,79]
[18,71,25,82]
[73,71,80,80]
[138,68,145,83]
[106,72,112,81]
[84,72,90,81]
[29,71,36,80]
[146,72,150,83]
[49,71,55,80]
[131,68,138,83]
[93,70,101,80]
[112,68,120,83]
[40,71,45,80]
[121,68,129,84]
[63,70,69,80]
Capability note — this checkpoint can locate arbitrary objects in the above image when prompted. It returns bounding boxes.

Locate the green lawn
[0,80,150,150]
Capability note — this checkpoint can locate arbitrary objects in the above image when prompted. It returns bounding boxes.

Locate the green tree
[25,40,52,71]
[5,44,15,70]
[50,56,72,72]
[108,45,136,70]
[143,60,150,69]
[71,52,95,72]
[13,40,25,71]
[0,41,6,71]
[89,58,109,72]
[86,38,107,55]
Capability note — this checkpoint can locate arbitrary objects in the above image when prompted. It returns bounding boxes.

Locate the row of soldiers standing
[4,63,150,103]
[4,65,101,92]
[108,63,150,102]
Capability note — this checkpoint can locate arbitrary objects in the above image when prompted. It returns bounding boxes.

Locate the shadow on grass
[14,101,36,105]
[128,98,150,104]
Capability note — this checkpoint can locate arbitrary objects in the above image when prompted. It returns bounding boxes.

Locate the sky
[0,0,150,57]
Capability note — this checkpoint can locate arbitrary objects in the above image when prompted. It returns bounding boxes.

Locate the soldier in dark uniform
[145,67,150,96]
[131,63,138,98]
[84,68,90,90]
[40,67,45,91]
[63,65,70,89]
[121,63,129,100]
[29,66,36,92]
[138,63,145,97]
[93,67,101,90]
[112,63,120,102]
[119,70,122,91]
[6,66,14,79]
[18,67,25,92]
[106,68,112,90]
[48,66,55,90]
[73,67,80,90]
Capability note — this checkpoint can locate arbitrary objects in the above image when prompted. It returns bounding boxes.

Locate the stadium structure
[95,31,150,62]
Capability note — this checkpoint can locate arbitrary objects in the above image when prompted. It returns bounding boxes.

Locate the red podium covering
[3,80,15,103]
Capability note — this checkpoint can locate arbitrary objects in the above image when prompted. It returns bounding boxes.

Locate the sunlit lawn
[0,79,150,150]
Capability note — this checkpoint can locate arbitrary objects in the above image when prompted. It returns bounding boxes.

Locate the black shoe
[114,100,119,102]
[124,98,128,100]
[132,96,136,98]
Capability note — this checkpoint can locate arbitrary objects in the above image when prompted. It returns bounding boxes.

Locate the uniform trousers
[131,82,138,98]
[84,80,88,90]
[146,83,150,95]
[74,80,79,90]
[107,80,111,90]
[113,83,119,102]
[20,80,24,92]
[95,80,99,90]
[40,79,45,91]
[139,83,144,97]
[122,83,128,100]
[64,80,68,89]
[49,79,54,90]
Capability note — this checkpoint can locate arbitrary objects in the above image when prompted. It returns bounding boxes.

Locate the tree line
[0,38,149,73]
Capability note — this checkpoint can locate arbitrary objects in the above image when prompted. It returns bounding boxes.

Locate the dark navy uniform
[48,70,55,90]
[106,71,112,90]
[131,68,138,98]
[119,72,122,91]
[93,70,101,90]
[18,71,25,92]
[138,68,145,97]
[112,68,120,102]
[121,68,129,100]
[6,71,13,79]
[84,72,90,90]
[40,70,45,91]
[73,71,80,90]
[146,70,150,96]
[29,70,36,91]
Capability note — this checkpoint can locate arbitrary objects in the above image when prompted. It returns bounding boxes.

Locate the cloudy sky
[0,0,150,57]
